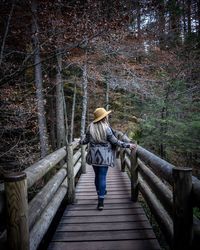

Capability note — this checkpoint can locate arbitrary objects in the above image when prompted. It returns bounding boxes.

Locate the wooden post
[116,134,121,159]
[117,133,126,172]
[81,145,86,174]
[120,149,126,172]
[67,144,75,203]
[4,172,29,250]
[172,167,193,250]
[130,149,138,202]
[116,146,120,159]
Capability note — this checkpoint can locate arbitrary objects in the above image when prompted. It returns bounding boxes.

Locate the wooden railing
[1,131,200,250]
[0,140,86,250]
[116,131,200,250]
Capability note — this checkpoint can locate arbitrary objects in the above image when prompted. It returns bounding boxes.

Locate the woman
[80,107,136,210]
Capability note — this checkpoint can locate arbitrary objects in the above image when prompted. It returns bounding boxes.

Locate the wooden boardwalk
[48,164,161,250]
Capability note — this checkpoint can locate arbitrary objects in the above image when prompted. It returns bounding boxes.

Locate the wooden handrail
[0,139,85,250]
[73,148,81,166]
[71,140,80,150]
[138,158,173,217]
[115,129,200,249]
[137,146,173,184]
[25,147,66,188]
[28,168,67,230]
[30,178,68,250]
[74,160,82,177]
[139,173,173,244]
[1,130,200,250]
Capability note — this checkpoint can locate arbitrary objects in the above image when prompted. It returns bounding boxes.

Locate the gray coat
[80,127,130,167]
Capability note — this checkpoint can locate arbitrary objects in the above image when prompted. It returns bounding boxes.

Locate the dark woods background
[0,0,199,177]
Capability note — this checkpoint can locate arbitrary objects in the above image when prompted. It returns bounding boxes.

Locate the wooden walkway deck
[48,164,161,250]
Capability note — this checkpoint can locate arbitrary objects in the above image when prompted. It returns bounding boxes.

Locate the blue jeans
[92,166,108,198]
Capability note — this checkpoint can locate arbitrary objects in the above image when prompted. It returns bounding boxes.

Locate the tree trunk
[160,106,165,159]
[70,82,76,143]
[182,0,187,39]
[80,62,88,138]
[105,79,109,111]
[0,1,15,66]
[170,0,181,43]
[197,0,200,35]
[158,0,165,47]
[136,2,141,38]
[31,0,49,157]
[55,49,65,148]
[187,0,192,35]
[49,89,56,150]
[63,87,69,145]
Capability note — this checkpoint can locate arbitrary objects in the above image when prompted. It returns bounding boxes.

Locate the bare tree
[187,0,192,35]
[198,0,200,35]
[105,79,109,111]
[49,88,56,150]
[70,82,76,143]
[80,61,88,139]
[136,1,141,38]
[31,0,49,157]
[0,1,15,66]
[158,0,165,47]
[63,87,69,144]
[52,1,66,148]
[55,49,65,148]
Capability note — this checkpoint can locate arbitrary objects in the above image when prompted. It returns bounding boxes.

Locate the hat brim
[93,110,112,123]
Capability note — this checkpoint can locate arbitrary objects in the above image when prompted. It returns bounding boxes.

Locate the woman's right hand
[130,143,137,150]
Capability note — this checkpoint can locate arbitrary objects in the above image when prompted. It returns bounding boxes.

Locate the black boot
[97,198,104,210]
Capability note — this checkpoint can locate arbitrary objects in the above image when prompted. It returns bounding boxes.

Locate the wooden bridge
[48,163,160,250]
[0,131,200,250]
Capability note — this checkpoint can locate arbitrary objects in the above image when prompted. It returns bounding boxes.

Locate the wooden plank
[78,177,130,184]
[76,185,131,189]
[57,221,153,231]
[76,182,131,187]
[82,172,129,176]
[79,174,129,178]
[77,181,130,186]
[76,187,130,191]
[48,164,160,250]
[75,186,131,191]
[76,194,131,199]
[77,173,128,178]
[75,190,131,195]
[80,176,129,180]
[60,214,147,223]
[78,176,130,181]
[48,239,160,250]
[75,198,137,205]
[52,229,156,241]
[63,208,144,216]
[66,202,141,210]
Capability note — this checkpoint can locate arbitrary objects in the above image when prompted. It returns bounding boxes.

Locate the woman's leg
[92,165,99,194]
[98,166,109,198]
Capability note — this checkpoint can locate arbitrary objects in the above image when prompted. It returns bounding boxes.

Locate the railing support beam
[131,149,138,202]
[120,149,126,172]
[4,172,29,250]
[81,145,86,174]
[172,167,193,250]
[67,144,75,203]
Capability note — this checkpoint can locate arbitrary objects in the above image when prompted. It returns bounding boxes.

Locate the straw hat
[93,108,112,123]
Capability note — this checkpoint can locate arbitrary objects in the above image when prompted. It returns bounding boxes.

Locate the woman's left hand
[130,143,137,150]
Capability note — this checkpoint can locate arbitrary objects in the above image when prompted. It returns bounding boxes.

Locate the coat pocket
[86,145,114,166]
